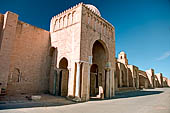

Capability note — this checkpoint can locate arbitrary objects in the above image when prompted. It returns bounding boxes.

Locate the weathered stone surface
[0,12,51,95]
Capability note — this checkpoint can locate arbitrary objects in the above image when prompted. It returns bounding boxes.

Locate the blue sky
[1,0,170,78]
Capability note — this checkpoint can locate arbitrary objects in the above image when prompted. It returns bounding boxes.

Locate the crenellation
[51,9,79,32]
[0,2,169,102]
[83,4,114,29]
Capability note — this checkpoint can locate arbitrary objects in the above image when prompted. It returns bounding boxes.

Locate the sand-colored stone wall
[168,80,170,87]
[6,20,51,95]
[80,5,115,99]
[49,4,82,96]
[138,70,149,88]
[0,13,4,48]
[0,12,18,89]
[128,65,139,89]
[146,69,155,88]
[155,73,163,87]
[0,11,51,95]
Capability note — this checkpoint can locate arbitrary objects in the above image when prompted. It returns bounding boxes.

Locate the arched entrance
[90,40,108,98]
[58,57,69,96]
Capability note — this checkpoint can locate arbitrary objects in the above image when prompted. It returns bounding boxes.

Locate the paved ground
[0,88,170,113]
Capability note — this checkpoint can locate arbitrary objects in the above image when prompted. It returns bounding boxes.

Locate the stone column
[110,68,115,97]
[112,68,115,97]
[75,62,81,97]
[86,63,91,100]
[105,68,110,98]
[67,62,75,97]
[86,56,92,101]
[67,67,71,96]
[109,69,112,98]
[79,62,90,101]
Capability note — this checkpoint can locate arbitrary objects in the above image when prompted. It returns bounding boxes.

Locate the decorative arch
[59,57,68,69]
[72,11,76,23]
[57,57,69,96]
[89,39,109,98]
[59,17,63,28]
[63,16,67,27]
[68,13,72,25]
[90,39,109,61]
[57,56,71,69]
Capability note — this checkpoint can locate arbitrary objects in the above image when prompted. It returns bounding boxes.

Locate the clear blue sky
[1,0,170,78]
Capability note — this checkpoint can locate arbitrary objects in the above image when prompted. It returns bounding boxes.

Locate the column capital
[76,61,82,65]
[105,67,111,71]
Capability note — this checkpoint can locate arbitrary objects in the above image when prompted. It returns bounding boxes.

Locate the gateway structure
[49,3,116,101]
[0,3,116,101]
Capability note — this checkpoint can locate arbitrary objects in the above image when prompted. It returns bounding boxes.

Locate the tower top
[117,51,128,65]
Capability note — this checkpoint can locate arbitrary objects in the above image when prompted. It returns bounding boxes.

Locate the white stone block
[31,95,41,100]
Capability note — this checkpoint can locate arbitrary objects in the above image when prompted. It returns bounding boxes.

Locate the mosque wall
[80,4,116,99]
[7,20,51,95]
[138,70,149,89]
[49,4,82,97]
[0,11,51,95]
[0,13,4,49]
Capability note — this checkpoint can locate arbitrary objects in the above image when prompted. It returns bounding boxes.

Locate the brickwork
[7,21,50,95]
[0,12,51,95]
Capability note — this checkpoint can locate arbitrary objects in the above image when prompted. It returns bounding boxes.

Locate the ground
[0,88,170,113]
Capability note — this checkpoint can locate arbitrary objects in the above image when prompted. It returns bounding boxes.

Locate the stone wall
[0,12,18,89]
[0,11,51,95]
[146,69,155,88]
[138,70,149,88]
[168,80,170,87]
[80,4,115,99]
[49,4,82,97]
[155,73,163,87]
[7,20,51,95]
[162,77,169,87]
[128,65,139,89]
[0,13,4,48]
